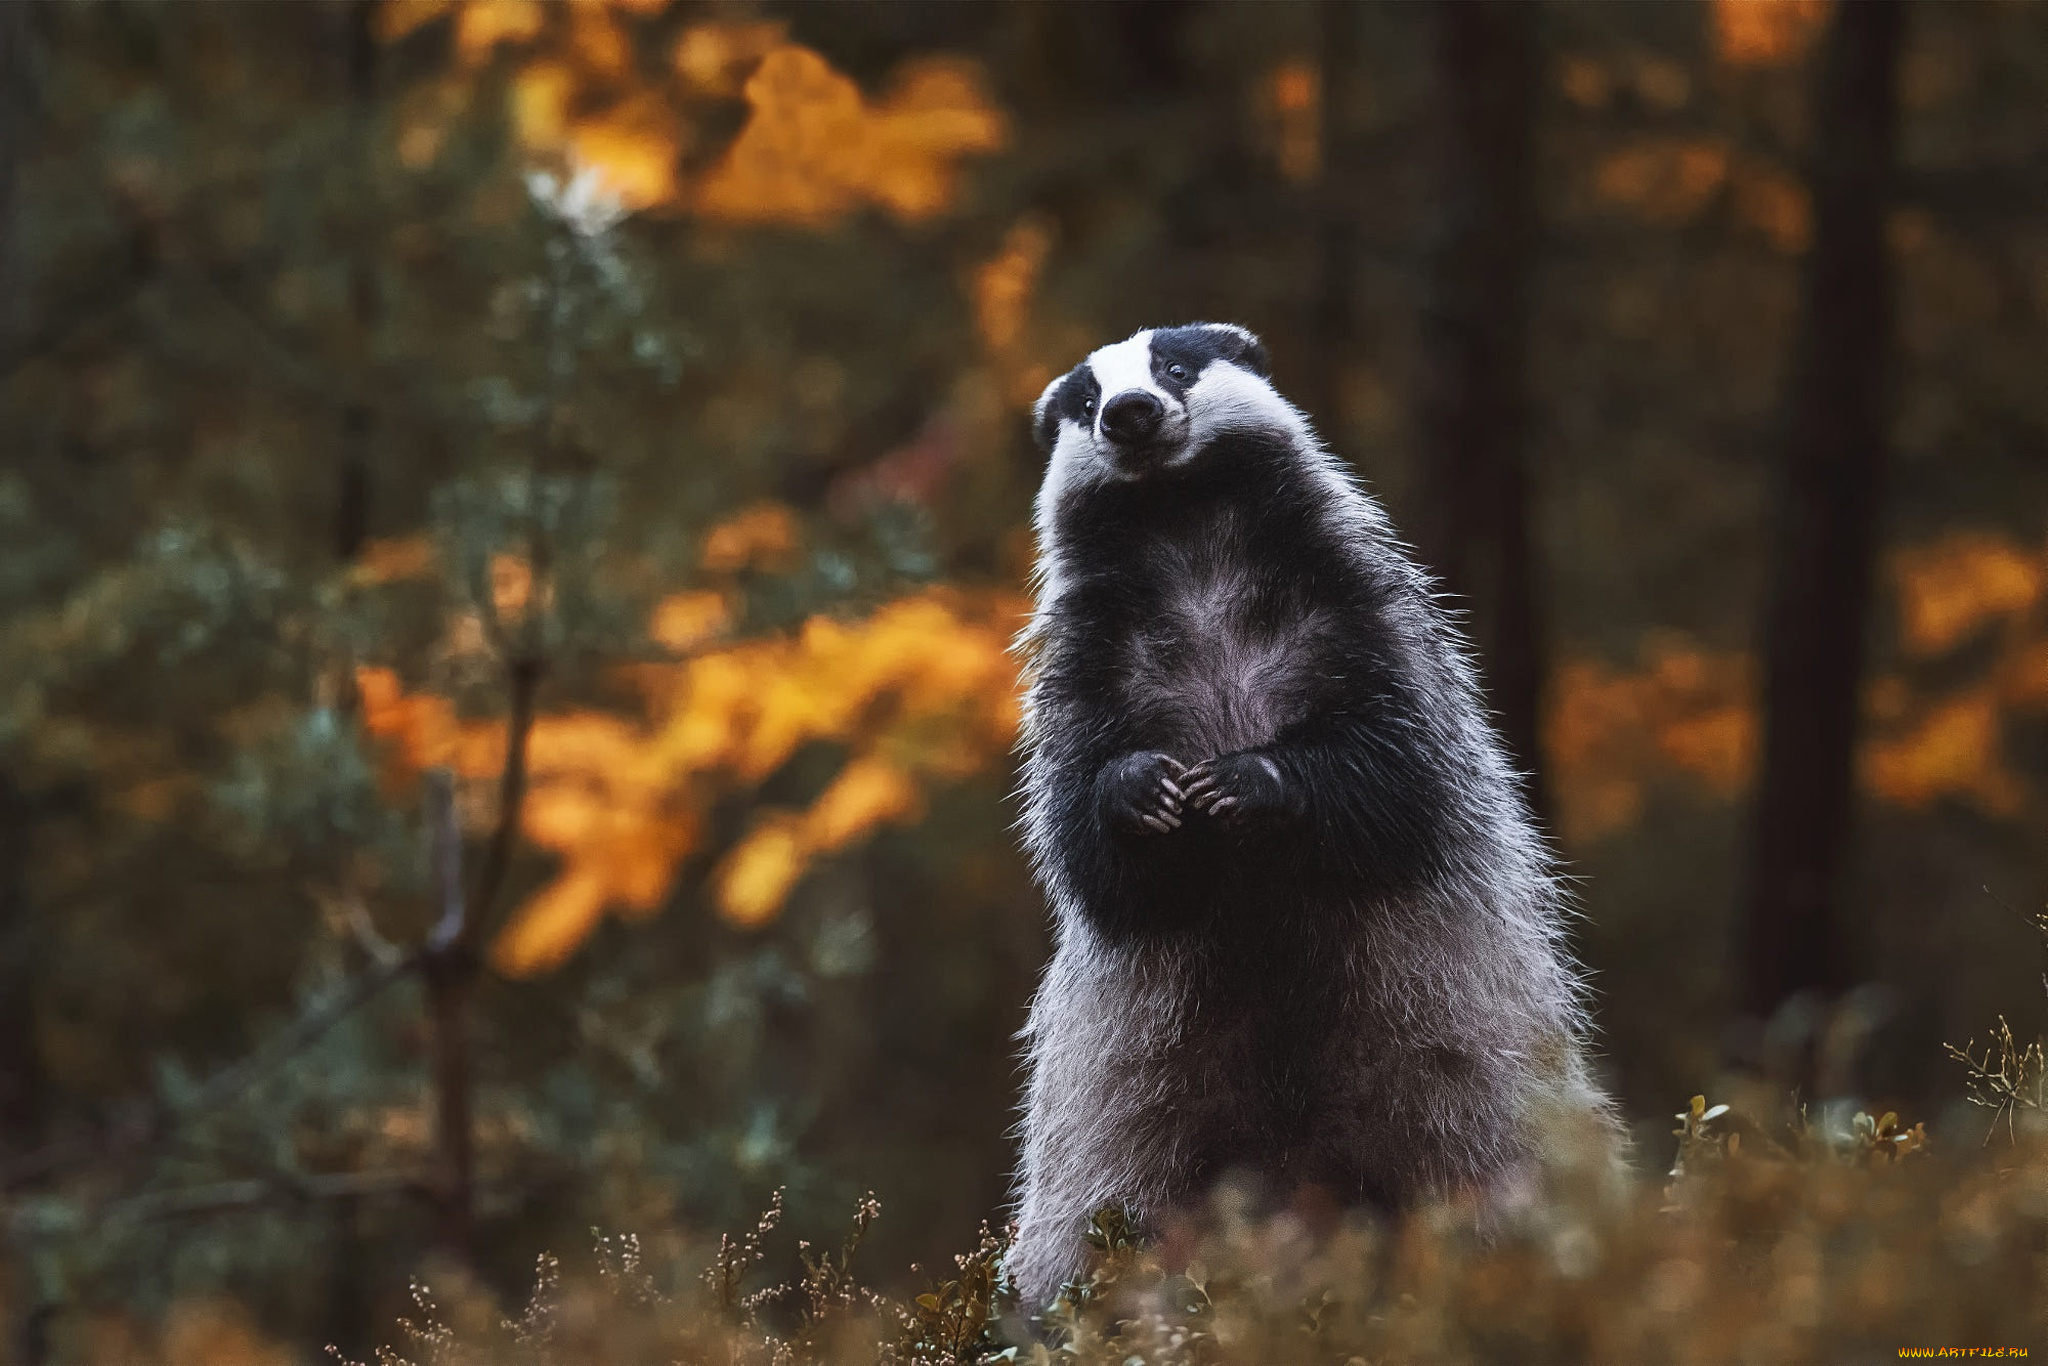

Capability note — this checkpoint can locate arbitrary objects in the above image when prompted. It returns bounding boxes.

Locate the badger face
[1032,324,1275,489]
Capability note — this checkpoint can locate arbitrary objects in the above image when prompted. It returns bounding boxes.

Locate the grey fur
[1007,325,1617,1308]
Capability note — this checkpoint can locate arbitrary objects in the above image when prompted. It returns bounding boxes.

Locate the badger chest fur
[1008,324,1611,1307]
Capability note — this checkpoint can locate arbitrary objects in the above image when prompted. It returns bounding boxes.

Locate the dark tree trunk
[1304,0,1358,434]
[0,4,45,1165]
[425,948,477,1255]
[0,0,26,352]
[421,768,476,1260]
[1740,0,1903,1023]
[0,778,45,1160]
[1414,0,1549,818]
[336,0,378,561]
[1,20,55,1361]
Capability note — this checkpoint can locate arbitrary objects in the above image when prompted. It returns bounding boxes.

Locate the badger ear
[1207,324,1270,379]
[1031,371,1066,454]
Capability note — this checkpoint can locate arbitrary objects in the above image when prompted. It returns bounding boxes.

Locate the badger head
[1031,323,1280,489]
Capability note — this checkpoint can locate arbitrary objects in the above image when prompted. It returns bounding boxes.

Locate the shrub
[338,1093,2048,1366]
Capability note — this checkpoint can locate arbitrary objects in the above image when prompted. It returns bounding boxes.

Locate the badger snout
[1099,390,1166,448]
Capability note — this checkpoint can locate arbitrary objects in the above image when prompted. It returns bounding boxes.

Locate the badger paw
[1099,751,1187,836]
[1183,751,1293,828]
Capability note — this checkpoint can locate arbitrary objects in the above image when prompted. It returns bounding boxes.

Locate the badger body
[1009,324,1611,1307]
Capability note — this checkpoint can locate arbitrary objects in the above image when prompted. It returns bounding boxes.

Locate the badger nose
[1099,390,1165,445]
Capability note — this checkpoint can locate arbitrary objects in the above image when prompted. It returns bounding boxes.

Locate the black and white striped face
[1032,324,1274,486]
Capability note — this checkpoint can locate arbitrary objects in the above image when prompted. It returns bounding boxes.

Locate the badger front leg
[1180,751,1297,827]
[1183,712,1459,892]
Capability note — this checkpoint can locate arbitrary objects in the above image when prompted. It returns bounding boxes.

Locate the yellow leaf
[701,502,800,573]
[493,866,611,977]
[455,0,545,65]
[718,817,809,928]
[804,757,922,853]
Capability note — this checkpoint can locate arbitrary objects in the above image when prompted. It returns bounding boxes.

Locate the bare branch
[313,883,405,970]
[468,655,541,942]
[424,768,466,953]
[110,1169,430,1224]
[0,951,419,1192]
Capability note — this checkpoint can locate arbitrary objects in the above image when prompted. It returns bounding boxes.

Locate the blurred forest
[3,0,2048,1359]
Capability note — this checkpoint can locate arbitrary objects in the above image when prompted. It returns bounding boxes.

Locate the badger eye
[1166,363,1189,382]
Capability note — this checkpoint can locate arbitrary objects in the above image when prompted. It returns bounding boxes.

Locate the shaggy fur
[1008,324,1613,1308]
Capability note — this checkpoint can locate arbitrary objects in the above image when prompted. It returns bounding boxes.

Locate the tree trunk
[421,768,476,1260]
[0,3,46,1167]
[4,22,59,1359]
[1304,0,1358,435]
[0,0,27,352]
[1414,0,1549,818]
[1739,0,1903,1023]
[425,948,477,1256]
[0,778,45,1161]
[336,0,378,561]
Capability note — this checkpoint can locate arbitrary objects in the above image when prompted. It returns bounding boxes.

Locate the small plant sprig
[1844,1107,1930,1165]
[1668,1094,1737,1180]
[1020,1207,1215,1366]
[1946,903,2048,1144]
[896,1221,1012,1366]
[1946,1016,2047,1143]
[328,1280,458,1366]
[785,1193,889,1354]
[706,1187,785,1320]
[1667,1093,1927,1202]
[506,1252,563,1355]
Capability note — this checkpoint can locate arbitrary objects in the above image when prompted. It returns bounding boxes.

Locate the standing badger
[1008,323,1614,1306]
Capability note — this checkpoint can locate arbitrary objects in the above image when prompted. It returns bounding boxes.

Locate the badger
[1007,323,1615,1307]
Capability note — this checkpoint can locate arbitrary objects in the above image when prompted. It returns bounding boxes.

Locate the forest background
[2,0,2047,1360]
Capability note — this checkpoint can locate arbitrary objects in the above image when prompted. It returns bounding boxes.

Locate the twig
[425,768,466,952]
[468,656,541,940]
[109,1168,430,1224]
[0,229,157,387]
[314,884,406,970]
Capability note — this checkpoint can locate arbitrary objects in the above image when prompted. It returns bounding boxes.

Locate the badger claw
[1102,751,1188,836]
[1182,752,1289,828]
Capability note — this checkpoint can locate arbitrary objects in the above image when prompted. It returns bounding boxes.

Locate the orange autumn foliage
[1595,139,1731,224]
[1863,531,2048,813]
[358,586,1025,976]
[1265,59,1321,186]
[351,533,438,585]
[1547,638,1758,844]
[1712,0,1832,69]
[973,216,1056,408]
[1863,685,2026,815]
[1892,532,2042,657]
[973,220,1051,356]
[649,589,731,653]
[383,7,1004,226]
[1589,135,1810,252]
[672,20,788,97]
[695,46,1007,225]
[1544,530,2048,838]
[699,502,800,573]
